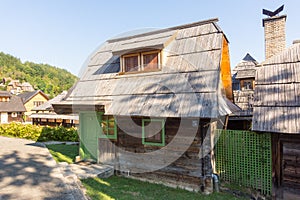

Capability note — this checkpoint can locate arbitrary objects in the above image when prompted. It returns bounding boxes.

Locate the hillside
[0,52,78,98]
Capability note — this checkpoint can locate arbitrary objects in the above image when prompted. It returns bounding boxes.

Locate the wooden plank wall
[220,36,233,101]
[272,134,300,199]
[105,116,213,191]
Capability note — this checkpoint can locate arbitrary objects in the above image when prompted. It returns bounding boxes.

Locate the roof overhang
[112,44,164,55]
[30,113,79,120]
[52,103,105,114]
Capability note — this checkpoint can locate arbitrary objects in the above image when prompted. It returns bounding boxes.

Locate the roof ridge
[242,53,257,62]
[107,18,219,43]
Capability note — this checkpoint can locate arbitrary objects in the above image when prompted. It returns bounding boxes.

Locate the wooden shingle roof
[252,42,300,134]
[32,91,68,111]
[233,53,258,79]
[55,18,236,118]
[0,94,26,112]
[18,90,49,103]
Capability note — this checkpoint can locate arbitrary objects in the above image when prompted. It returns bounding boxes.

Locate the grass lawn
[81,176,243,200]
[46,144,79,164]
[45,144,245,199]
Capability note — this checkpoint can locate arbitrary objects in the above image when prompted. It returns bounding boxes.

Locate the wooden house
[252,41,300,199]
[0,91,26,124]
[228,53,258,130]
[232,53,257,111]
[54,18,239,192]
[31,91,79,127]
[18,90,49,122]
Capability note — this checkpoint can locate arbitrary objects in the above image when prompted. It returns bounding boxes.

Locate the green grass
[46,144,79,164]
[81,176,243,200]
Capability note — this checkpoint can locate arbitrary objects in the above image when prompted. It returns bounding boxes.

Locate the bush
[0,123,79,142]
[38,126,79,142]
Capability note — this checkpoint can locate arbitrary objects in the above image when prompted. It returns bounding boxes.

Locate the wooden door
[79,113,99,161]
[0,112,8,124]
[98,139,116,166]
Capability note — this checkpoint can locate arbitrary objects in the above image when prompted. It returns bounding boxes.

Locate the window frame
[121,50,161,74]
[33,101,44,107]
[99,113,117,140]
[141,50,161,71]
[122,53,140,73]
[142,118,165,146]
[11,112,17,118]
[242,79,253,90]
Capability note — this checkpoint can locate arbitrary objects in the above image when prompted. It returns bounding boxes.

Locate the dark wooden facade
[271,134,300,199]
[32,117,78,127]
[7,112,24,123]
[97,116,215,192]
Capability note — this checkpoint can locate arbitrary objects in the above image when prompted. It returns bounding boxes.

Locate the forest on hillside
[0,52,78,98]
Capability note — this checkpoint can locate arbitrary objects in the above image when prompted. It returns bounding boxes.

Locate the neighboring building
[7,79,22,94]
[232,53,257,111]
[228,53,258,130]
[5,79,34,94]
[252,9,300,199]
[253,40,300,199]
[21,82,34,92]
[18,90,49,122]
[54,18,239,192]
[31,91,79,127]
[0,91,26,124]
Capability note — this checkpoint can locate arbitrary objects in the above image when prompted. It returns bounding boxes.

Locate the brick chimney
[263,15,287,59]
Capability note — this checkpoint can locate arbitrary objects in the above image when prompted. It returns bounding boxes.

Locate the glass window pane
[143,53,158,71]
[143,119,165,146]
[124,56,139,72]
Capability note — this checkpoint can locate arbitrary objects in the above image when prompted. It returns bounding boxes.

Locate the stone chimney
[263,15,287,59]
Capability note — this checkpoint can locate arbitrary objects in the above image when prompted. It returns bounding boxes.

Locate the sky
[0,0,299,76]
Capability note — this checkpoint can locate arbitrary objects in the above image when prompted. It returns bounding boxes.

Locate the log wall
[272,134,300,199]
[98,116,214,191]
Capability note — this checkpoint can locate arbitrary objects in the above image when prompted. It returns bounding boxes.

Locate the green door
[79,112,99,161]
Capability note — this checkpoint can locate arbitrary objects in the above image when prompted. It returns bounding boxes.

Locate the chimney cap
[293,40,300,45]
[262,15,287,27]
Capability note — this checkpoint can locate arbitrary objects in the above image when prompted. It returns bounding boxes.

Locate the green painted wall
[79,112,101,161]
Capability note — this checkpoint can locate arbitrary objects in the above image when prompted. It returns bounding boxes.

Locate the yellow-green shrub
[0,123,78,142]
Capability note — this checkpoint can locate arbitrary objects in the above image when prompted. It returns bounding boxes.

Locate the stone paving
[0,136,112,200]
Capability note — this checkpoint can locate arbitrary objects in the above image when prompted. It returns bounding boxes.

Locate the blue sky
[0,1,298,76]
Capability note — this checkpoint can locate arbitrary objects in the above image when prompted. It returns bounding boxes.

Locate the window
[33,101,44,107]
[122,51,160,73]
[100,114,117,139]
[1,97,9,102]
[11,112,17,118]
[123,53,139,72]
[142,119,165,146]
[242,80,253,90]
[142,52,159,71]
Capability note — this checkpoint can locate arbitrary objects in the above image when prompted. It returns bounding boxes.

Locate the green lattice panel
[215,130,272,196]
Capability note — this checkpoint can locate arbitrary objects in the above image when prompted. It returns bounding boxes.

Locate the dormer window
[142,51,159,71]
[123,53,140,72]
[121,50,160,73]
